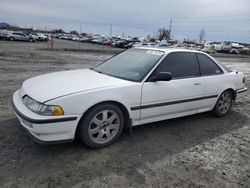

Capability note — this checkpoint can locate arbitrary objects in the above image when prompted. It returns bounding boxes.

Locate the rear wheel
[78,103,124,148]
[213,90,233,117]
[9,37,14,41]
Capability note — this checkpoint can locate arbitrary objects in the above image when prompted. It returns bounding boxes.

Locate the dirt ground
[0,39,250,188]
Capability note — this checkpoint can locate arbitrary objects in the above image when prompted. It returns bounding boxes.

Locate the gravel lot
[0,39,250,188]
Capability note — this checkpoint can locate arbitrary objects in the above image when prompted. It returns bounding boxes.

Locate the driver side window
[150,52,200,79]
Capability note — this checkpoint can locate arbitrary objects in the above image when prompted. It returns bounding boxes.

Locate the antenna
[79,25,82,50]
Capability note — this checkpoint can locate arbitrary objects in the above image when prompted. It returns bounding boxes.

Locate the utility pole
[79,25,82,50]
[110,23,112,37]
[169,18,172,39]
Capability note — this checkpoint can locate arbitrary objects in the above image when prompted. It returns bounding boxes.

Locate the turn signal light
[53,106,64,116]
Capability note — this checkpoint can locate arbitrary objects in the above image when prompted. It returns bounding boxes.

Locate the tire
[212,90,233,117]
[9,37,14,41]
[78,103,124,148]
[29,38,33,42]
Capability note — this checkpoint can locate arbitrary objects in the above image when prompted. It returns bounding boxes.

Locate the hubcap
[218,92,231,114]
[88,110,120,144]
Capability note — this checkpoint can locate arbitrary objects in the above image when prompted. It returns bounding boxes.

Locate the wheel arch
[74,100,131,139]
[222,88,236,101]
[213,87,236,108]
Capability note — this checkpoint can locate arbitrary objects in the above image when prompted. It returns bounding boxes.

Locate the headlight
[22,96,64,116]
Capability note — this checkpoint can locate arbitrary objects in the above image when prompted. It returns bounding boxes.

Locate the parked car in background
[37,33,48,41]
[214,43,222,52]
[0,30,10,40]
[103,40,113,46]
[170,44,187,49]
[158,43,171,48]
[239,47,250,55]
[113,40,131,48]
[229,43,244,54]
[12,48,247,148]
[6,31,34,42]
[132,42,143,47]
[79,37,93,42]
[27,33,39,41]
[92,38,106,44]
[60,34,72,40]
[72,36,80,41]
[201,47,216,54]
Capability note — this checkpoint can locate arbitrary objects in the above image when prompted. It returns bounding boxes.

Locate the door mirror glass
[150,72,172,82]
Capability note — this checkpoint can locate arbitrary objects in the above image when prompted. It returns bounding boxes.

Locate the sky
[0,0,249,43]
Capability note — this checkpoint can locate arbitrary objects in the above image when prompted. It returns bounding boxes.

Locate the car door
[15,33,23,40]
[12,33,20,40]
[196,53,224,109]
[20,33,27,41]
[139,52,205,124]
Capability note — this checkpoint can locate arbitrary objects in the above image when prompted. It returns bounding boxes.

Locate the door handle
[193,82,201,85]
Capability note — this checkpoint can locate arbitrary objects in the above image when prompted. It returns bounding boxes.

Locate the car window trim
[195,52,224,76]
[146,51,201,82]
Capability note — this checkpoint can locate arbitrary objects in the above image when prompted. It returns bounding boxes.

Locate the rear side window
[152,52,200,79]
[196,53,223,76]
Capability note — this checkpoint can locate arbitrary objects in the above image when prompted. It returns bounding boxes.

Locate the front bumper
[12,90,80,144]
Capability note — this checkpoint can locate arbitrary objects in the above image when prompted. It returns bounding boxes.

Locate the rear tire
[213,90,233,117]
[9,37,14,41]
[78,103,124,148]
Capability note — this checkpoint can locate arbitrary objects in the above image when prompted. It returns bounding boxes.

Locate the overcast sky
[0,0,249,42]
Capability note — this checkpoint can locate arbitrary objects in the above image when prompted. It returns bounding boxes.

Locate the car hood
[21,69,131,103]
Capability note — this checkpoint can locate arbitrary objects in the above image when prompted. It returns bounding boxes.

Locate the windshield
[93,48,164,82]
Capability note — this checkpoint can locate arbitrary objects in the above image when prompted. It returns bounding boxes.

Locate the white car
[28,33,39,41]
[37,33,48,41]
[7,31,33,42]
[72,36,80,41]
[12,48,248,148]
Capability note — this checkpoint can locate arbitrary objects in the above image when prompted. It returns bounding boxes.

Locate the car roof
[134,47,202,54]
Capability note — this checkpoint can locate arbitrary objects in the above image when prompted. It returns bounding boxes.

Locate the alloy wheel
[88,110,120,144]
[218,91,232,114]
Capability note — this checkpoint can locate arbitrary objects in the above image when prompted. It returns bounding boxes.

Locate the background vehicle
[229,43,244,54]
[0,29,10,40]
[26,33,39,41]
[37,33,48,41]
[6,31,34,42]
[103,40,113,46]
[201,47,215,54]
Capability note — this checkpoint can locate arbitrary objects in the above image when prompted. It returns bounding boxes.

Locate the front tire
[213,90,233,117]
[78,103,124,148]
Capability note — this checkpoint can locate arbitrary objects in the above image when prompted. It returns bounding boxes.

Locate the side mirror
[150,72,172,82]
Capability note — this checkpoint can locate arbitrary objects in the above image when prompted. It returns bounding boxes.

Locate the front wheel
[213,90,233,117]
[78,103,124,148]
